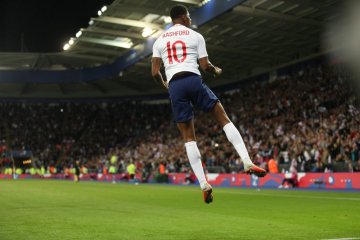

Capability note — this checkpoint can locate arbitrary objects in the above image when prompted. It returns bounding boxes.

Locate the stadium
[0,0,359,239]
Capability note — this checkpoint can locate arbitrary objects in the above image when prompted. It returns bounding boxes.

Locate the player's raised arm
[151,57,168,89]
[198,57,222,77]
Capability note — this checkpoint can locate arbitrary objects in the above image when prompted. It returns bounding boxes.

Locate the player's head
[170,5,191,27]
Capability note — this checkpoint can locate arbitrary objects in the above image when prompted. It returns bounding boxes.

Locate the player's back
[153,24,207,81]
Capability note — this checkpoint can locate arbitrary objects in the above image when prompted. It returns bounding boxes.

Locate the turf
[0,180,359,240]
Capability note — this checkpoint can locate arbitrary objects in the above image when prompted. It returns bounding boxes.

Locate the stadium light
[142,27,153,38]
[76,30,82,38]
[164,16,172,24]
[63,43,70,51]
[114,37,134,48]
[199,0,211,6]
[69,38,75,45]
[97,10,102,16]
[121,42,133,48]
[89,20,94,26]
[101,6,107,12]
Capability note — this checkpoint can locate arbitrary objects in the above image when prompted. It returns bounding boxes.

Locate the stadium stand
[2,0,358,179]
[0,63,359,175]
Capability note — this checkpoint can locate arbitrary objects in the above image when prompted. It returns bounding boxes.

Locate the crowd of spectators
[0,63,359,176]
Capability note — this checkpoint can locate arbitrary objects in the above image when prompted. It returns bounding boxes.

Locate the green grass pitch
[0,180,359,240]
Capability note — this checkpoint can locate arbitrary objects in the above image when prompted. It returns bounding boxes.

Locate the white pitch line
[223,191,360,201]
[320,238,360,240]
[162,185,360,201]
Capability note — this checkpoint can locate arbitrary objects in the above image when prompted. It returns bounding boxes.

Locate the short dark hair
[170,5,188,20]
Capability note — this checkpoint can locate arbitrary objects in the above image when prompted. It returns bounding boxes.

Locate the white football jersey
[152,24,208,81]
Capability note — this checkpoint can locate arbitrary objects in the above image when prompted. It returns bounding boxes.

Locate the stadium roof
[0,0,341,99]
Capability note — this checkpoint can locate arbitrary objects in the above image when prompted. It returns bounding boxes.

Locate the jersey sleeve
[152,39,161,58]
[197,33,208,59]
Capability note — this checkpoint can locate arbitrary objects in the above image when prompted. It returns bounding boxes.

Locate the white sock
[185,141,207,189]
[223,122,253,168]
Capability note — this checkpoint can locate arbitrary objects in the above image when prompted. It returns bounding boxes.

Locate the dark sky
[0,0,112,53]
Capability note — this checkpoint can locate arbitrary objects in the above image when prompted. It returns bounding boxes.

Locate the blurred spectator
[126,160,136,181]
[74,160,81,182]
[353,160,360,172]
[268,157,279,173]
[279,166,298,188]
[185,170,196,184]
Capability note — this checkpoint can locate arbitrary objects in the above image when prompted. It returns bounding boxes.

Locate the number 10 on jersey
[166,40,187,64]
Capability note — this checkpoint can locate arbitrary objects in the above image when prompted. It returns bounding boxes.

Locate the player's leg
[209,101,266,177]
[177,120,212,203]
[177,121,205,186]
[191,78,259,173]
[169,76,213,203]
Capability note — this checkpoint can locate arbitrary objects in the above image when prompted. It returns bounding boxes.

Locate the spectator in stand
[268,157,279,173]
[74,160,81,182]
[109,150,118,184]
[184,170,196,185]
[279,166,298,188]
[353,160,360,172]
[126,160,136,181]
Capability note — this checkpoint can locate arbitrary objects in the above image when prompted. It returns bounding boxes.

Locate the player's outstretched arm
[151,57,168,89]
[199,57,222,77]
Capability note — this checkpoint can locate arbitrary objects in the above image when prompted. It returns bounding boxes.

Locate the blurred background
[0,0,359,188]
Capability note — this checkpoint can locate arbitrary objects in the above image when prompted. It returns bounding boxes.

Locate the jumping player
[151,5,266,204]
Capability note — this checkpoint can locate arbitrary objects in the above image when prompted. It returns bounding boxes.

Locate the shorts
[168,73,218,122]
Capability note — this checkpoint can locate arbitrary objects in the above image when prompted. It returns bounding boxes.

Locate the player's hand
[214,67,222,77]
[163,80,169,89]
